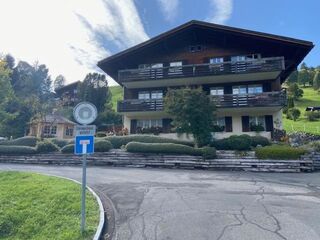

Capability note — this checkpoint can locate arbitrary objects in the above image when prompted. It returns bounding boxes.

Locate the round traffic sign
[73,102,97,125]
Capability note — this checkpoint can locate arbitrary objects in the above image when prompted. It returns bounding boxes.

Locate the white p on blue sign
[75,136,94,155]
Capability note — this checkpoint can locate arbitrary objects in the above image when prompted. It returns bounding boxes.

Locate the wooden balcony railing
[117,90,287,112]
[118,57,285,82]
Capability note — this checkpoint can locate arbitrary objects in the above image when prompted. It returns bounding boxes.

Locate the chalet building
[98,20,313,139]
[55,81,80,106]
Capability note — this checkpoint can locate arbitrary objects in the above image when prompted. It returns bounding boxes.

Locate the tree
[164,87,216,147]
[77,73,110,113]
[54,75,66,90]
[287,83,303,100]
[287,70,298,84]
[286,108,301,121]
[0,59,17,136]
[298,69,310,87]
[313,71,320,90]
[4,54,15,70]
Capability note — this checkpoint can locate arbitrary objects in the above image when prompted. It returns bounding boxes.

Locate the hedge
[255,145,306,160]
[201,146,216,159]
[36,140,60,153]
[211,135,270,150]
[49,138,70,148]
[94,140,112,152]
[0,136,39,147]
[0,145,37,154]
[105,135,194,149]
[61,144,74,154]
[125,142,201,155]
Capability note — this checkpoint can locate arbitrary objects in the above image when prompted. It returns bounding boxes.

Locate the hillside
[283,87,320,134]
[110,85,123,110]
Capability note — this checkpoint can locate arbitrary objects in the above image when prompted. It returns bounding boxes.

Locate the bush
[94,140,112,152]
[286,108,301,121]
[96,132,107,137]
[61,144,74,154]
[0,145,37,154]
[125,142,202,155]
[200,147,216,159]
[36,140,60,153]
[250,124,265,132]
[0,136,39,147]
[305,111,320,121]
[251,136,270,147]
[49,138,70,148]
[255,145,306,159]
[211,135,252,151]
[105,135,194,149]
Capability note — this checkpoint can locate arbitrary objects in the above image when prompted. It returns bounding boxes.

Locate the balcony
[117,90,287,113]
[118,57,285,88]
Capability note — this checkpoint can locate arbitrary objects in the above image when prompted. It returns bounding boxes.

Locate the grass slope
[109,85,123,111]
[0,171,99,240]
[283,87,320,134]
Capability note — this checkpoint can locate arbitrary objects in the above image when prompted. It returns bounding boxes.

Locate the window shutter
[242,116,250,132]
[265,115,274,132]
[130,120,137,134]
[163,118,172,133]
[225,117,233,132]
[224,85,232,94]
[262,82,271,92]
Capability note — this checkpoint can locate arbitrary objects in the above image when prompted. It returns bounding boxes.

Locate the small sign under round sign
[73,102,98,125]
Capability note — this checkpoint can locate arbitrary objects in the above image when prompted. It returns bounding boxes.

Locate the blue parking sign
[75,136,94,155]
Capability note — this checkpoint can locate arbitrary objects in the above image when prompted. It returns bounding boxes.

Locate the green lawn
[0,172,99,240]
[109,85,123,111]
[283,86,320,135]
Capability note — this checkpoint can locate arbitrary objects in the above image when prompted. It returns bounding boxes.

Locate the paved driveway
[1,164,320,240]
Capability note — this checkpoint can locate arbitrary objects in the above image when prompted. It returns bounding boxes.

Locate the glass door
[232,86,248,106]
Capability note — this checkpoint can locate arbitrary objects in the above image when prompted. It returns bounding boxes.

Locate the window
[248,84,263,94]
[50,126,57,135]
[138,91,150,100]
[210,87,224,96]
[44,125,50,134]
[232,86,247,95]
[210,57,224,64]
[249,116,265,128]
[151,90,163,99]
[169,61,183,75]
[137,119,163,128]
[66,127,73,136]
[215,117,225,127]
[170,61,182,67]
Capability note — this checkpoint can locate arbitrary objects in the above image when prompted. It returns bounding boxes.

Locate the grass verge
[0,171,99,240]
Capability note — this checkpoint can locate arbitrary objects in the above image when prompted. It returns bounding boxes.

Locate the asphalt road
[1,164,320,240]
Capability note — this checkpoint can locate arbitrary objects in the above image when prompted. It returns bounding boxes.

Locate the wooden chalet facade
[98,20,313,139]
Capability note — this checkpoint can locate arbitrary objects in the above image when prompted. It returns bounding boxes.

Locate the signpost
[73,102,97,234]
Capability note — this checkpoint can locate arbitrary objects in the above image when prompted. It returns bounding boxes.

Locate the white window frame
[151,90,163,99]
[210,87,224,96]
[249,116,265,128]
[137,119,163,128]
[138,91,150,100]
[248,84,263,94]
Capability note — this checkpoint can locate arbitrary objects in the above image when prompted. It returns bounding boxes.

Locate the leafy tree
[164,87,216,147]
[287,70,298,84]
[77,73,110,113]
[286,108,301,121]
[0,59,17,136]
[298,69,310,87]
[287,83,303,100]
[4,54,15,70]
[54,75,66,90]
[313,71,320,90]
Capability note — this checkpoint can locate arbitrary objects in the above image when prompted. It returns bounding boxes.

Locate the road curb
[33,173,105,240]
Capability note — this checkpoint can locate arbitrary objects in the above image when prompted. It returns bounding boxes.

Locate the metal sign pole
[81,144,87,233]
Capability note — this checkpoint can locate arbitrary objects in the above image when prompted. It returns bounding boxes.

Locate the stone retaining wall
[0,150,314,173]
[301,152,320,170]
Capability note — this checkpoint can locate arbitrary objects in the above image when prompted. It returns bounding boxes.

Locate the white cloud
[0,0,148,85]
[206,0,233,24]
[157,0,179,22]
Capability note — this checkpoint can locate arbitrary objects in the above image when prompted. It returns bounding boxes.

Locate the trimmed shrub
[96,132,107,137]
[105,135,194,149]
[200,147,216,159]
[49,138,70,148]
[211,135,252,151]
[61,144,74,154]
[286,108,301,121]
[250,136,270,147]
[0,136,39,147]
[94,140,112,152]
[36,140,60,153]
[125,142,201,155]
[0,145,37,154]
[305,111,320,121]
[255,145,306,160]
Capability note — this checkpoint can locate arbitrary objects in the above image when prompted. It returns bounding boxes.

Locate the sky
[0,0,319,86]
